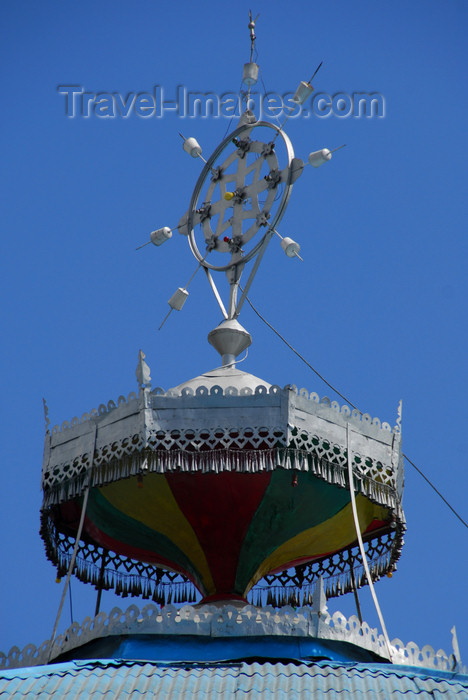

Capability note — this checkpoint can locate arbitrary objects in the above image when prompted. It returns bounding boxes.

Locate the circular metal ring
[187,121,296,273]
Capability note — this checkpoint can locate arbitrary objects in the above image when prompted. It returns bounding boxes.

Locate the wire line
[242,291,361,412]
[243,292,468,531]
[402,453,468,529]
[69,579,74,625]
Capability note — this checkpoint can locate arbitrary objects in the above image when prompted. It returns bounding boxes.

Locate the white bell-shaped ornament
[168,288,189,311]
[150,227,172,246]
[183,137,202,158]
[243,62,259,86]
[281,237,301,258]
[308,148,332,168]
[293,80,314,105]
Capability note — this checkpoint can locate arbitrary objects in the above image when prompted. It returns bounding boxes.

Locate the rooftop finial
[248,10,259,62]
[42,397,50,434]
[136,349,151,389]
[143,17,340,366]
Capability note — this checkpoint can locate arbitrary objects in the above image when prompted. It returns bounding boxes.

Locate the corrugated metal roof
[1,659,467,698]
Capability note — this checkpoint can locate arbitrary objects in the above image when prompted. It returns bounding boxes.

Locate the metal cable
[403,453,468,529]
[347,424,394,661]
[242,291,361,411]
[47,483,90,662]
[68,579,74,625]
[243,292,468,530]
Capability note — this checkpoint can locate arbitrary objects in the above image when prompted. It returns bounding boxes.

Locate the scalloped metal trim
[48,384,400,437]
[0,602,463,673]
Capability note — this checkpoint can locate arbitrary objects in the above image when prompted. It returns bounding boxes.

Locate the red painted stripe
[166,471,271,597]
[58,501,195,582]
[363,518,388,534]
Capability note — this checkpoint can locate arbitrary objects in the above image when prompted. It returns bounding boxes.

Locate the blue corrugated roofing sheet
[0,660,468,700]
[1,659,468,698]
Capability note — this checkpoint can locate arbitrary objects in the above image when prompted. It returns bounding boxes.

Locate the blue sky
[1,0,467,662]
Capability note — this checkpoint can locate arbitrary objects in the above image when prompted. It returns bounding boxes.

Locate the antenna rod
[135,240,151,251]
[308,61,323,84]
[158,307,173,331]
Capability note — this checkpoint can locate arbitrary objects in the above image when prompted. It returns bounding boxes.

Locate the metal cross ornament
[138,18,339,365]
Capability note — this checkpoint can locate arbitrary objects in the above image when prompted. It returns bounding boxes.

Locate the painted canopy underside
[58,470,389,599]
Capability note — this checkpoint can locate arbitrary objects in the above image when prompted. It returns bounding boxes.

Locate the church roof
[1,659,467,698]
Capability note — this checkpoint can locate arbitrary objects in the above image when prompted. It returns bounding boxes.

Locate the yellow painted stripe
[98,473,216,595]
[245,495,388,593]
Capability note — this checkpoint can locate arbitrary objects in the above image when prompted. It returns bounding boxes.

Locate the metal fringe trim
[42,447,400,514]
[40,504,405,608]
[248,547,396,606]
[52,543,198,606]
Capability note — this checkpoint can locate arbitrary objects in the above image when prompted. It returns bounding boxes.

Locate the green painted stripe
[86,489,204,587]
[246,495,389,591]
[97,474,215,595]
[236,469,352,591]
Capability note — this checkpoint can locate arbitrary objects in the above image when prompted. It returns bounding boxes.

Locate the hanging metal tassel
[121,579,128,598]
